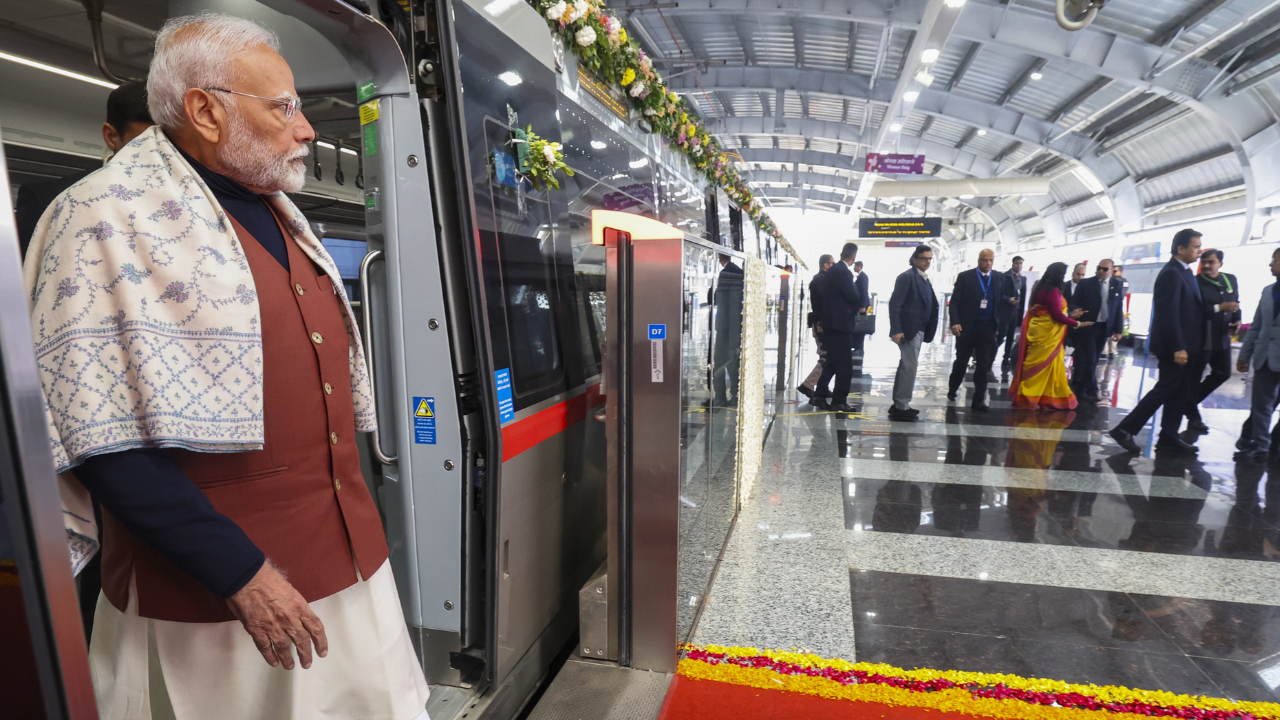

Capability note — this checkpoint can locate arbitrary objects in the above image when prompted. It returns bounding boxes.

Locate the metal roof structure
[617,0,1280,246]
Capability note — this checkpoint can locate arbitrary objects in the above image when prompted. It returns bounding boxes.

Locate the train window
[484,119,566,397]
[320,237,367,303]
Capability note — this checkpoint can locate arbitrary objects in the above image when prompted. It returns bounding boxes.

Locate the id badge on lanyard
[978,273,991,309]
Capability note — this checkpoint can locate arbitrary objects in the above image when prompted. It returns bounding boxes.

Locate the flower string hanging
[529,0,804,267]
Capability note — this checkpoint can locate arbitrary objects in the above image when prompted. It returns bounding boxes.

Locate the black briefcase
[854,312,876,335]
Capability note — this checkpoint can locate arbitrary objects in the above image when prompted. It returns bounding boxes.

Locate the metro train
[0,0,800,718]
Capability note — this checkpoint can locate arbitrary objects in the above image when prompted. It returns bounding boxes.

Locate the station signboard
[859,217,942,238]
[865,153,926,174]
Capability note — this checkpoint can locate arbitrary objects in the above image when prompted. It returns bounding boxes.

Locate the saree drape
[1010,299,1078,410]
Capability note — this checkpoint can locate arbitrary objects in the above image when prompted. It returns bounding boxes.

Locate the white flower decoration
[629,81,646,97]
[644,108,656,116]
[567,0,588,22]
[575,25,597,46]
[544,0,566,20]
[543,145,557,164]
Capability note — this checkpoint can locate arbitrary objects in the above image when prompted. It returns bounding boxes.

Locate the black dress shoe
[905,407,920,417]
[1185,418,1209,434]
[1109,427,1141,454]
[830,403,855,414]
[946,390,958,402]
[971,401,989,412]
[1156,436,1199,454]
[797,385,815,399]
[1081,394,1100,404]
[888,406,917,422]
[810,397,831,410]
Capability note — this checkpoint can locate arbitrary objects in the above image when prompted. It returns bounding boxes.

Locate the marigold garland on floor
[679,644,1280,720]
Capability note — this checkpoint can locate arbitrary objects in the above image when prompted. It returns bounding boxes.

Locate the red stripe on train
[501,384,604,462]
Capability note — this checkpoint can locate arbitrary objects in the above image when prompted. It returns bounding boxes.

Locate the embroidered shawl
[24,126,376,572]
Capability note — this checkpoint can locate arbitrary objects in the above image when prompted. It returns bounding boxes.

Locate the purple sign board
[865,153,926,174]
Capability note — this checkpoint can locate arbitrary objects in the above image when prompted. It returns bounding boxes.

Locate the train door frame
[0,131,99,720]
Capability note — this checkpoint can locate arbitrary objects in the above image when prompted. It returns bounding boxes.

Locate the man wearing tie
[946,248,1015,411]
[1069,259,1124,404]
[814,243,862,413]
[999,256,1027,374]
[1110,229,1205,454]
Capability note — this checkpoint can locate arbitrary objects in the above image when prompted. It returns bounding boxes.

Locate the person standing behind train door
[815,243,862,413]
[798,254,835,403]
[1109,229,1205,455]
[25,15,430,719]
[713,254,745,407]
[947,248,1014,412]
[1184,249,1240,434]
[888,245,939,422]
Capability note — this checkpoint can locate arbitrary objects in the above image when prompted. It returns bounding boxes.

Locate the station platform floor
[687,329,1280,707]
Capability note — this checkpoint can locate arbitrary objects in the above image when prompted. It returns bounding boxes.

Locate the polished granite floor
[692,330,1280,704]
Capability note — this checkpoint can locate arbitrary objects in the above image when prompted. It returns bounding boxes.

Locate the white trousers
[90,560,430,720]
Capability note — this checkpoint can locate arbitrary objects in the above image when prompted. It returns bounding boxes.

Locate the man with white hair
[24,13,430,719]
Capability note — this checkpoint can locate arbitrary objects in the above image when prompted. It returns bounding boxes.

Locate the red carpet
[658,675,991,720]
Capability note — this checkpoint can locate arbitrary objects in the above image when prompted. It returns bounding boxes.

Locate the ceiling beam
[1133,147,1235,184]
[792,16,806,68]
[614,0,930,28]
[999,58,1047,106]
[846,21,859,72]
[1147,0,1280,79]
[731,16,758,65]
[1150,0,1236,47]
[946,41,982,92]
[869,22,892,91]
[955,126,978,150]
[665,65,898,106]
[1048,77,1112,124]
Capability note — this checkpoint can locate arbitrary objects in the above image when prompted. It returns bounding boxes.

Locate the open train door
[0,137,100,719]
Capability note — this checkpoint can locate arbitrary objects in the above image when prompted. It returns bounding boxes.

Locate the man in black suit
[814,243,862,412]
[798,254,835,400]
[1069,258,1125,404]
[1110,229,1205,454]
[999,256,1027,373]
[713,254,745,405]
[947,248,1015,411]
[15,81,153,256]
[852,260,871,361]
[887,244,940,421]
[1184,248,1241,433]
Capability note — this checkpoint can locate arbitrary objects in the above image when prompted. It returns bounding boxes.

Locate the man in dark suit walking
[1110,229,1205,454]
[814,243,862,412]
[713,254,745,405]
[1069,258,1125,404]
[888,245,940,421]
[1185,249,1241,433]
[798,254,835,400]
[947,248,1015,411]
[15,81,153,256]
[999,256,1027,374]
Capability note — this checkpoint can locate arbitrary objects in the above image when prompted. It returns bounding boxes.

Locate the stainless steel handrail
[359,250,397,464]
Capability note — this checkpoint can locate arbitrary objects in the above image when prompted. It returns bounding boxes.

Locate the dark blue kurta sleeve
[74,449,266,599]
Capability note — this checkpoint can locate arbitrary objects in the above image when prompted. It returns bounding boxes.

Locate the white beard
[216,104,308,193]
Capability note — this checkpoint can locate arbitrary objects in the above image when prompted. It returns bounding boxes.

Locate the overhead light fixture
[629,158,649,168]
[889,122,903,132]
[920,48,940,64]
[340,147,358,156]
[903,90,919,103]
[960,193,975,199]
[944,0,966,7]
[0,50,118,89]
[1030,71,1044,80]
[977,129,987,136]
[914,70,936,87]
[591,140,607,149]
[499,71,522,86]
[317,140,336,149]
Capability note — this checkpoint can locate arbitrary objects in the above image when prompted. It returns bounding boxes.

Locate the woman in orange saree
[1010,262,1093,410]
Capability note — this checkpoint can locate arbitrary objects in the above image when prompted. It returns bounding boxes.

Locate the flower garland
[512,124,575,191]
[680,644,1280,720]
[531,0,803,267]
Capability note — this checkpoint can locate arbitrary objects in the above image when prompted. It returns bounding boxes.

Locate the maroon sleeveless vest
[99,212,389,623]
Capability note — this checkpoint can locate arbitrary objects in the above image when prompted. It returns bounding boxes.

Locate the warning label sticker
[413,396,436,444]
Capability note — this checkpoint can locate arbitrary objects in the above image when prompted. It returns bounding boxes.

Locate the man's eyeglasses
[204,88,299,119]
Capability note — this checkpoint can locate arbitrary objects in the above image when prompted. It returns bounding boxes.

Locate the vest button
[295,283,306,296]
[324,382,333,395]
[334,477,342,490]
[312,332,323,344]
[330,431,338,444]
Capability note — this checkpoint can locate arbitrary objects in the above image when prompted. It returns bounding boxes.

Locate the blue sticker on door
[494,369,515,424]
[413,397,436,444]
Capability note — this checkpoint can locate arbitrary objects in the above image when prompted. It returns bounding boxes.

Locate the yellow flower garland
[680,644,1280,720]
